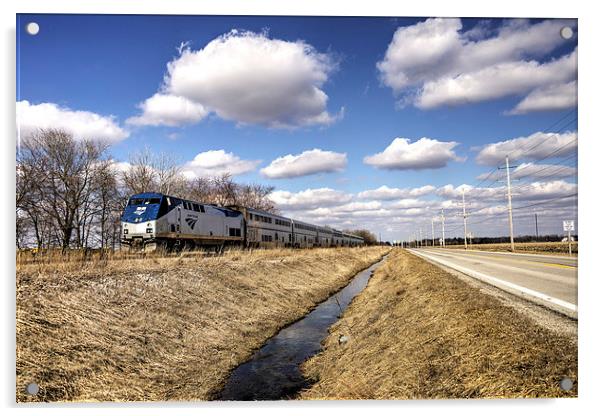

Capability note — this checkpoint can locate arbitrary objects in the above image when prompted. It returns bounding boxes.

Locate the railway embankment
[300,248,577,399]
[16,246,389,402]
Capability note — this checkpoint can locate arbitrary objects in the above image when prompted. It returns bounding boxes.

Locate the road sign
[563,220,574,231]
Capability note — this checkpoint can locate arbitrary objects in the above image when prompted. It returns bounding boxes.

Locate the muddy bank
[16,246,389,402]
[300,248,577,399]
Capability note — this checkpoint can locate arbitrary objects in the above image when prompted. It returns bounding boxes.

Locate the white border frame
[2,1,599,415]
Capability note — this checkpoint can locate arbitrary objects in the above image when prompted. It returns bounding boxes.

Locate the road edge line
[407,249,578,319]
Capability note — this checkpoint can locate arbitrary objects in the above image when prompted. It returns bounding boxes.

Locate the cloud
[477,162,577,181]
[181,150,260,179]
[110,160,133,173]
[416,50,576,109]
[475,131,577,166]
[260,149,347,179]
[357,184,436,200]
[508,81,577,114]
[437,180,576,202]
[269,188,352,210]
[126,93,208,127]
[133,30,341,128]
[268,179,577,240]
[388,198,433,209]
[364,137,463,170]
[377,18,577,111]
[16,100,129,143]
[512,180,577,202]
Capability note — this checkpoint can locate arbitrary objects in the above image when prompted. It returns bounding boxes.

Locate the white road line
[409,249,577,315]
[430,248,577,262]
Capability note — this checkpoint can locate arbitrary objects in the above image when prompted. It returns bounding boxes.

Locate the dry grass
[444,241,577,256]
[16,246,389,402]
[300,248,577,400]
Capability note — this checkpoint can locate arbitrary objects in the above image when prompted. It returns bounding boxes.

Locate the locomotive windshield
[128,197,161,206]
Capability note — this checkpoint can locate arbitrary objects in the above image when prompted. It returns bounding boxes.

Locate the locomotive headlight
[146,228,153,234]
[123,229,128,234]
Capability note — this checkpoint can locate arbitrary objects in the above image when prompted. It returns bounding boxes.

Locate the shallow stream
[218,256,387,400]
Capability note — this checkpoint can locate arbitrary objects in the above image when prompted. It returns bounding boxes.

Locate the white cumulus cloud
[437,179,576,203]
[126,93,208,126]
[476,131,577,166]
[416,51,576,109]
[377,18,577,112]
[357,185,436,200]
[181,150,260,179]
[269,188,352,210]
[508,80,577,114]
[364,137,463,170]
[132,30,341,128]
[17,100,129,143]
[260,149,347,179]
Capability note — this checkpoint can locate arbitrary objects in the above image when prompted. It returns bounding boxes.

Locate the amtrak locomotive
[120,192,364,251]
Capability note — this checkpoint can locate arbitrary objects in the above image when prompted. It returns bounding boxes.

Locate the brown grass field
[443,241,577,256]
[300,248,577,399]
[16,246,389,402]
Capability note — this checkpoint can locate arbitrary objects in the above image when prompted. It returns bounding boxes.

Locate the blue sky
[16,14,578,240]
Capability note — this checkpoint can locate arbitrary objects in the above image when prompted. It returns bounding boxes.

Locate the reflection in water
[218,257,386,401]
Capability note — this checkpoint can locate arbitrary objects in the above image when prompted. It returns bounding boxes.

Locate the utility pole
[431,218,435,247]
[461,188,468,250]
[535,213,539,240]
[502,156,515,252]
[419,227,423,248]
[440,209,446,247]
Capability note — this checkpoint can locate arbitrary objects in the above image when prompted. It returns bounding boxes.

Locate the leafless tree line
[16,129,276,250]
[343,229,378,245]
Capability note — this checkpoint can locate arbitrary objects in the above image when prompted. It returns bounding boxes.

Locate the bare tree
[237,183,277,212]
[121,147,188,197]
[343,229,377,245]
[211,173,239,206]
[93,160,121,249]
[18,129,108,250]
[121,148,157,195]
[187,177,213,203]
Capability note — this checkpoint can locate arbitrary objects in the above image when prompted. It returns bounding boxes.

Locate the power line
[507,115,577,161]
[513,193,578,211]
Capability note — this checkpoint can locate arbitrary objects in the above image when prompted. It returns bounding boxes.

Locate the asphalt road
[408,248,578,318]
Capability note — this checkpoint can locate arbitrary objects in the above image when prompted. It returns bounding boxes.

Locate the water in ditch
[218,256,387,401]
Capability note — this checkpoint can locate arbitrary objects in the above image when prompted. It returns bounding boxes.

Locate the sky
[16,14,578,241]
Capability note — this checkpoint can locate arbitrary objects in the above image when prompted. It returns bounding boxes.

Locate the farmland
[441,241,577,256]
[16,246,389,402]
[300,249,577,399]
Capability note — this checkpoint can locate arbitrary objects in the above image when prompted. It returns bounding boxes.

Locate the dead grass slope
[16,246,388,402]
[301,248,577,400]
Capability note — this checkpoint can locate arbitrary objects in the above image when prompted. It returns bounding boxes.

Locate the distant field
[443,241,577,256]
[16,246,389,402]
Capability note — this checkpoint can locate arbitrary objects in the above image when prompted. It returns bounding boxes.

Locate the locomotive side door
[176,206,181,236]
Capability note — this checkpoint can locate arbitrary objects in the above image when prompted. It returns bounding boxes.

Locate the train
[120,192,364,251]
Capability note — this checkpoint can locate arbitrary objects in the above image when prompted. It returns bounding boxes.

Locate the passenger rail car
[121,192,364,251]
[121,192,244,251]
[228,206,293,248]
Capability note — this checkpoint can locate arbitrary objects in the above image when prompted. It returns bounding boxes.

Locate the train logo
[185,217,198,230]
